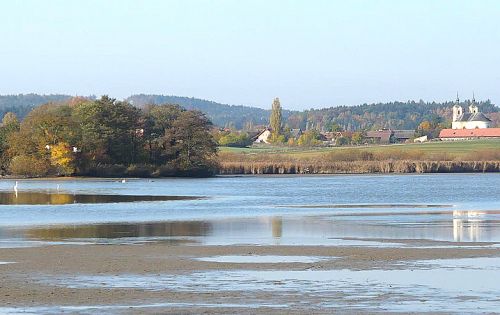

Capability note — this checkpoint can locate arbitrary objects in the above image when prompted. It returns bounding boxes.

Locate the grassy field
[219,139,500,159]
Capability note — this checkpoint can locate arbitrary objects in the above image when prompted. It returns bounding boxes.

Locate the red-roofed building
[439,128,500,140]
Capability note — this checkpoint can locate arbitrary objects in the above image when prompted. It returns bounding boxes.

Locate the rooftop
[439,128,500,138]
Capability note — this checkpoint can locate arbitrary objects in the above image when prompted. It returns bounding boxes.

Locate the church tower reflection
[271,217,283,244]
[453,210,483,242]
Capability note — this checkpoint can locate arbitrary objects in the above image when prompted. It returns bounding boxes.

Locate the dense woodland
[0,96,217,177]
[126,94,294,130]
[2,94,499,133]
[0,94,73,121]
[288,100,500,131]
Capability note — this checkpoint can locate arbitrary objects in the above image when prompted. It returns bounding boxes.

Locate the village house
[365,129,414,144]
[253,128,303,144]
[253,128,272,144]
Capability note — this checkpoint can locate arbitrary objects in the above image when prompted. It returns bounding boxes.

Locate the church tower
[452,93,462,123]
[469,93,478,114]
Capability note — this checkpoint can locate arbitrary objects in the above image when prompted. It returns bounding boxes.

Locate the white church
[452,95,491,129]
[440,94,500,140]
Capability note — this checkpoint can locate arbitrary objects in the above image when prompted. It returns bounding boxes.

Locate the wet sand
[1,240,499,314]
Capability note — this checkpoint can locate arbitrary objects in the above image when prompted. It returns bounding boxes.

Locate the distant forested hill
[0,94,72,120]
[1,93,498,131]
[286,100,500,131]
[126,94,295,129]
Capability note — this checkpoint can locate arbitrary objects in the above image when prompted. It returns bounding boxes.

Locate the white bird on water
[13,181,18,198]
[121,179,126,183]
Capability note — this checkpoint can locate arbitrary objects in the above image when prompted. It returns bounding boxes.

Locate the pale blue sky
[1,0,499,110]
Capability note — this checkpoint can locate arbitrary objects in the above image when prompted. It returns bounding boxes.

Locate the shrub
[9,155,50,177]
[218,132,252,147]
[126,164,155,177]
[82,164,127,177]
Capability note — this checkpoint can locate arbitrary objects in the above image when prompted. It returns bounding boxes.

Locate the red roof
[439,128,500,138]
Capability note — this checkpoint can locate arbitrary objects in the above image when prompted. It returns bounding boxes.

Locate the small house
[254,128,272,144]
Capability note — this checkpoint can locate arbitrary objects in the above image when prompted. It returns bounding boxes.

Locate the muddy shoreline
[1,241,499,314]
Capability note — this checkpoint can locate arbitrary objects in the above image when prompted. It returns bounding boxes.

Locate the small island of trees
[0,96,218,177]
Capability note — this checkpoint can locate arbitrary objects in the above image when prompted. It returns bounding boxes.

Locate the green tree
[164,110,218,175]
[218,132,252,147]
[0,112,20,172]
[73,96,142,165]
[269,97,282,136]
[6,104,78,172]
[297,130,322,147]
[351,131,365,145]
[143,104,183,164]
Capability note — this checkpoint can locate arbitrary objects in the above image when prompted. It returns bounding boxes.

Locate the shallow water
[41,257,500,313]
[2,174,500,313]
[1,174,499,246]
[0,302,288,314]
[195,255,330,263]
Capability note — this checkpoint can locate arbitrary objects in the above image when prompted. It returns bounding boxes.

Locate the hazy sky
[1,0,499,110]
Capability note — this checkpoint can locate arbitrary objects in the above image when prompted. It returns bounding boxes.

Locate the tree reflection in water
[0,192,201,205]
[23,221,212,240]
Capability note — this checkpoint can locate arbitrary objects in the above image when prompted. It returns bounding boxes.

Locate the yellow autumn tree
[50,142,75,175]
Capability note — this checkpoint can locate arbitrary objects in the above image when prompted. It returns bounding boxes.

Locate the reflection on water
[21,221,212,240]
[0,175,499,245]
[4,209,499,247]
[271,217,282,240]
[453,210,484,242]
[0,192,201,205]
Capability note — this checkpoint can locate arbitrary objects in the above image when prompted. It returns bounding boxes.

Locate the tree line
[2,94,499,137]
[0,96,218,177]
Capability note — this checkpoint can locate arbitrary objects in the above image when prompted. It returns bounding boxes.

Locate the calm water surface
[1,174,500,314]
[0,174,499,245]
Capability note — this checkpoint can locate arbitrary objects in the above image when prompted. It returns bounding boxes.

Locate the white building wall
[254,130,271,143]
[452,121,467,129]
[465,121,490,129]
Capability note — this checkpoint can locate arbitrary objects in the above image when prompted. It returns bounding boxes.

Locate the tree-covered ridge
[0,94,73,120]
[126,94,295,130]
[1,94,498,132]
[287,100,499,131]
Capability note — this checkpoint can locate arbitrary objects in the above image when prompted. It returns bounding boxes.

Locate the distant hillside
[0,94,72,120]
[1,93,498,131]
[286,100,500,131]
[126,94,295,129]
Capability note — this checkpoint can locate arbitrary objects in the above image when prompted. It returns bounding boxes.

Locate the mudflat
[1,240,499,314]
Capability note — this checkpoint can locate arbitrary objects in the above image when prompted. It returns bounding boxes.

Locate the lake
[0,174,499,314]
[1,174,499,244]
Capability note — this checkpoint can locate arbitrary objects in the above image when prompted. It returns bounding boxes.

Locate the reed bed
[218,149,500,174]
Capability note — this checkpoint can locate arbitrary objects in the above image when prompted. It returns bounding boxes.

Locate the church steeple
[452,93,463,123]
[469,92,478,114]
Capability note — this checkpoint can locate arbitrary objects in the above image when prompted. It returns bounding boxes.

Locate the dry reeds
[217,150,500,174]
